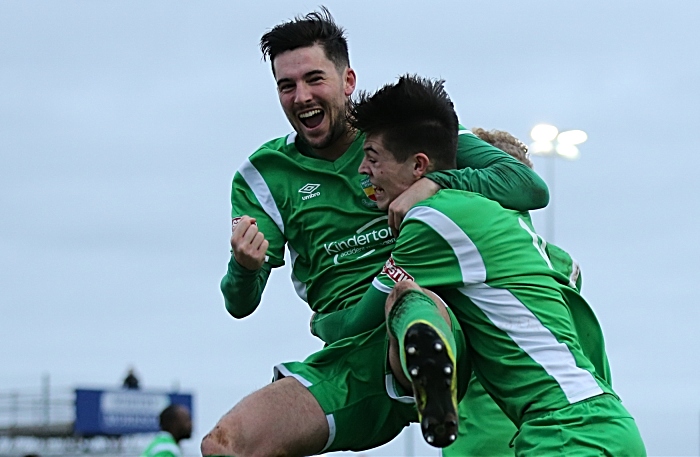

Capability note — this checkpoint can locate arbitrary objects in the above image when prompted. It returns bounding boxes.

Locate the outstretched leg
[385,280,459,448]
[201,377,329,457]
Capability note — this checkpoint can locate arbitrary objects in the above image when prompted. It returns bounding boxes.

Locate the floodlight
[555,144,580,160]
[557,129,588,146]
[530,124,559,142]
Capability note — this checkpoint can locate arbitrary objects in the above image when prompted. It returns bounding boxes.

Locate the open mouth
[298,109,324,129]
[372,184,384,197]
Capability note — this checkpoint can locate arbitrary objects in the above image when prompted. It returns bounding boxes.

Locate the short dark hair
[350,75,458,170]
[260,7,349,73]
[160,404,184,430]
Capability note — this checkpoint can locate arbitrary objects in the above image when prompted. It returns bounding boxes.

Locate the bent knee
[202,415,283,457]
[201,425,233,456]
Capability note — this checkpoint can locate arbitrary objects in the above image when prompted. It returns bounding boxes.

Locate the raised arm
[221,165,286,318]
[426,129,549,210]
[387,128,549,233]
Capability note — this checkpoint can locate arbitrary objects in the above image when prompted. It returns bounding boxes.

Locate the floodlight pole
[530,125,586,244]
[546,155,556,243]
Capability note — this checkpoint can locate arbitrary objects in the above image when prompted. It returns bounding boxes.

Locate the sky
[1,1,699,456]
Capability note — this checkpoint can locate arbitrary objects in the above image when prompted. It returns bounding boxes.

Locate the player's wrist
[229,255,262,274]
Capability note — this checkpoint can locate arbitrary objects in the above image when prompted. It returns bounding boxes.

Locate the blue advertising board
[74,389,193,436]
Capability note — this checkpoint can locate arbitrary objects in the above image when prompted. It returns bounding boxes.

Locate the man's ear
[413,153,431,178]
[344,67,357,96]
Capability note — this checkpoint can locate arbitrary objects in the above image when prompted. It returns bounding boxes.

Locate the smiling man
[202,8,550,456]
[348,74,646,454]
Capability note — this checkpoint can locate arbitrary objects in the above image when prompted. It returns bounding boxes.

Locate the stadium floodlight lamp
[530,124,587,160]
[555,143,580,160]
[530,124,559,142]
[557,129,588,146]
[530,140,554,154]
[528,124,586,242]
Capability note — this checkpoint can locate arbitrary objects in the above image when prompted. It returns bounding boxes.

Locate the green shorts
[274,308,469,454]
[443,372,517,457]
[514,394,646,456]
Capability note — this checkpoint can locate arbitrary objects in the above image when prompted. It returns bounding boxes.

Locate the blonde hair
[471,127,533,169]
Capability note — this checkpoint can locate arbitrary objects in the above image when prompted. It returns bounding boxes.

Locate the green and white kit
[371,189,645,455]
[140,432,181,457]
[223,128,547,315]
[222,129,549,452]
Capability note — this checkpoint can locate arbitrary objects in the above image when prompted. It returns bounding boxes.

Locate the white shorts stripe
[273,364,313,388]
[319,414,337,452]
[384,374,415,404]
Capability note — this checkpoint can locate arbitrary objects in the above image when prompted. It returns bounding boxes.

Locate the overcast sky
[1,1,699,456]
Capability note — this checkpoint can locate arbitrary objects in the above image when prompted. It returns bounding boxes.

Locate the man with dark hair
[202,7,549,456]
[141,404,192,457]
[348,74,646,454]
[315,124,590,455]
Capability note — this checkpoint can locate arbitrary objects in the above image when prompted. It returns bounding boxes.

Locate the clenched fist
[231,216,269,270]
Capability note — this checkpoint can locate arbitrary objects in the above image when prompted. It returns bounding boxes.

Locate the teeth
[299,109,322,119]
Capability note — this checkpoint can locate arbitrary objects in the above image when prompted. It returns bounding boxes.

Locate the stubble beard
[297,102,352,152]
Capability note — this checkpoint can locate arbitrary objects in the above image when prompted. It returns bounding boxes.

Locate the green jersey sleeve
[425,128,549,211]
[220,257,272,318]
[374,213,467,292]
[220,160,287,318]
[310,285,388,344]
[230,166,286,266]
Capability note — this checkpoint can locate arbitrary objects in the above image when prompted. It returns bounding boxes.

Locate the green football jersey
[140,432,181,457]
[372,189,614,424]
[226,129,548,315]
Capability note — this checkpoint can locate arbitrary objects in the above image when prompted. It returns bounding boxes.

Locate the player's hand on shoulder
[231,216,268,270]
[388,178,440,235]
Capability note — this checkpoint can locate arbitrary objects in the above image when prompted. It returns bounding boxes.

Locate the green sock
[387,289,456,379]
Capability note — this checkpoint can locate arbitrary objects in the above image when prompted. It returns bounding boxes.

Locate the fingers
[232,216,256,238]
[388,179,439,235]
[387,201,404,237]
[230,216,267,270]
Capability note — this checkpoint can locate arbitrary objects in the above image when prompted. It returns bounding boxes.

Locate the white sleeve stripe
[458,129,475,136]
[238,159,285,234]
[405,206,487,284]
[458,283,603,404]
[372,277,393,294]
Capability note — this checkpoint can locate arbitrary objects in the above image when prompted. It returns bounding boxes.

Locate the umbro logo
[299,183,320,194]
[299,183,321,200]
